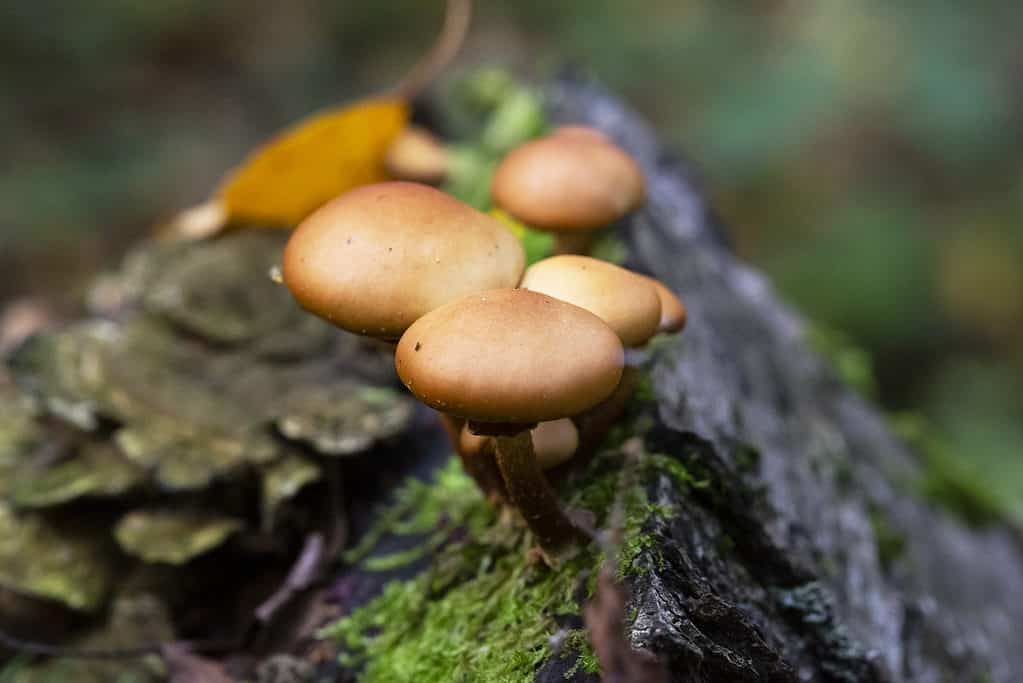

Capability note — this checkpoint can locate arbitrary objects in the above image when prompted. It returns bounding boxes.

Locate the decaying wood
[534,72,1023,682]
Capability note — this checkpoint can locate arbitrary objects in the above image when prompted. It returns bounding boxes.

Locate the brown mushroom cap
[491,135,645,232]
[553,125,612,143]
[521,255,662,347]
[460,418,578,470]
[384,126,448,184]
[395,288,624,424]
[283,182,525,340]
[639,274,687,334]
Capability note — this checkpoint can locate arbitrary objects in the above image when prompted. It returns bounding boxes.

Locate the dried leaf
[115,510,244,565]
[218,98,409,227]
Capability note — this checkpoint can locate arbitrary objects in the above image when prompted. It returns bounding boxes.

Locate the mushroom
[521,256,688,463]
[395,288,624,549]
[520,255,662,348]
[491,132,644,254]
[384,126,448,185]
[639,274,688,334]
[460,418,579,471]
[282,181,525,341]
[281,181,525,500]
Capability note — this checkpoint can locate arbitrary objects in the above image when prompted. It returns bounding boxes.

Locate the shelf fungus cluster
[280,137,687,552]
[0,232,415,632]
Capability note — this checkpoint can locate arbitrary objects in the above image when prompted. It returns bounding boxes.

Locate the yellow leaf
[218,98,409,227]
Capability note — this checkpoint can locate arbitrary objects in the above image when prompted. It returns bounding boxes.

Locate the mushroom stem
[570,365,640,468]
[439,412,507,503]
[493,431,578,548]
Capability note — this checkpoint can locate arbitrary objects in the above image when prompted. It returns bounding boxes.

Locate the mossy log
[324,76,1023,682]
[3,73,1022,683]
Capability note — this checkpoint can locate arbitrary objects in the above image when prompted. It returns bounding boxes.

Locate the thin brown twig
[390,0,473,99]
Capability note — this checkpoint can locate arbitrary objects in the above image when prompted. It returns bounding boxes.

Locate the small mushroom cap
[521,255,662,347]
[460,418,578,470]
[283,182,525,340]
[491,135,645,232]
[639,275,687,334]
[395,288,624,424]
[384,126,448,184]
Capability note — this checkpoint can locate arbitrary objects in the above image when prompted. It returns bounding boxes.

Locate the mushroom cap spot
[384,126,448,184]
[521,255,662,348]
[491,136,645,232]
[283,182,525,340]
[640,274,687,334]
[460,418,578,470]
[395,289,624,424]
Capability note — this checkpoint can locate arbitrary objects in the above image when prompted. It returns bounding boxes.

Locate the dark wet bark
[531,72,1023,683]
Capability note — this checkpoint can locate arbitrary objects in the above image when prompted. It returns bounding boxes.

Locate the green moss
[490,209,556,266]
[733,444,761,475]
[716,533,736,558]
[342,459,493,567]
[806,323,878,399]
[588,232,629,265]
[562,630,601,677]
[646,453,709,491]
[891,414,1009,527]
[324,458,598,681]
[867,505,907,571]
[322,436,693,681]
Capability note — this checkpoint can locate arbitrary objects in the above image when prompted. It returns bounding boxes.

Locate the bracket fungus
[395,288,624,549]
[491,128,645,254]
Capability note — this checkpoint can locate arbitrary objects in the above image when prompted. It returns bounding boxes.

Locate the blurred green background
[1,2,1020,521]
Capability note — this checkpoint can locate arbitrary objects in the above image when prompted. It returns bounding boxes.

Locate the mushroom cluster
[281,126,686,553]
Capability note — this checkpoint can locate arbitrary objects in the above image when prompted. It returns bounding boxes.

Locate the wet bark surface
[535,73,1023,682]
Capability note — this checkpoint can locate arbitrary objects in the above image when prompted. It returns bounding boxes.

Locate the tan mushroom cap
[384,126,448,184]
[521,255,662,347]
[460,418,579,470]
[283,182,525,340]
[553,125,612,143]
[639,275,687,334]
[395,288,624,424]
[491,135,645,232]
